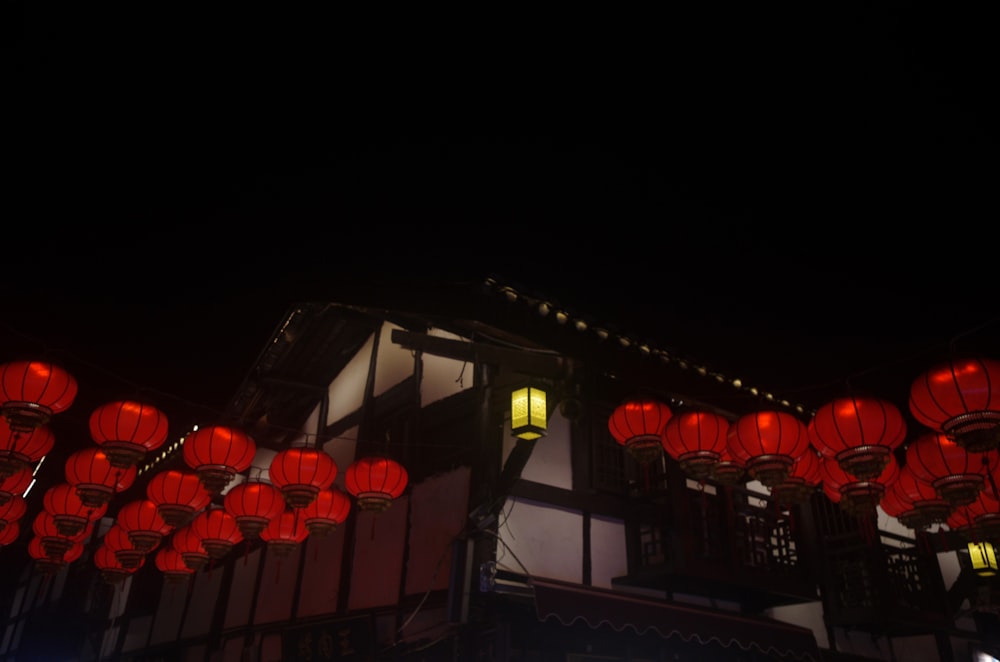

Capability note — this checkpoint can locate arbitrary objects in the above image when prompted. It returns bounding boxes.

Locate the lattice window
[885,545,927,609]
[638,522,667,568]
[833,552,875,609]
[591,407,629,495]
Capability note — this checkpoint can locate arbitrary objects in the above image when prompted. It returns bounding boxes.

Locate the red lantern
[260,510,308,558]
[770,447,822,506]
[0,495,27,530]
[660,410,729,480]
[0,520,20,547]
[885,463,952,530]
[0,360,77,433]
[154,546,195,583]
[223,480,286,539]
[0,466,32,506]
[182,425,256,495]
[950,489,1000,542]
[189,507,243,559]
[64,447,137,507]
[808,395,907,481]
[905,431,996,507]
[345,456,408,513]
[269,447,337,509]
[910,356,1000,452]
[94,543,141,584]
[302,487,352,536]
[89,400,170,469]
[0,417,55,480]
[608,398,673,464]
[32,510,91,560]
[820,453,900,515]
[709,436,747,486]
[727,410,811,488]
[28,535,83,574]
[146,469,212,528]
[103,522,146,569]
[115,499,171,552]
[171,524,210,571]
[43,482,108,537]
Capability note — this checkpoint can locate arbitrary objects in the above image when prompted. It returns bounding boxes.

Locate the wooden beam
[390,329,573,379]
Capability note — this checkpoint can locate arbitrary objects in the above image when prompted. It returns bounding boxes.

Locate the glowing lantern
[808,395,907,480]
[301,486,352,536]
[115,499,171,552]
[189,507,243,559]
[885,463,952,530]
[952,489,1000,542]
[155,546,195,583]
[0,360,77,433]
[608,398,673,464]
[260,510,308,558]
[511,385,547,440]
[345,456,408,513]
[146,469,212,528]
[182,425,256,495]
[0,520,20,547]
[28,535,83,574]
[820,453,900,516]
[43,482,108,537]
[661,410,729,480]
[0,417,55,480]
[171,524,210,571]
[0,495,27,531]
[728,410,811,488]
[0,466,32,506]
[32,510,91,560]
[103,522,146,569]
[970,540,999,577]
[223,480,286,539]
[709,434,747,486]
[910,356,1000,452]
[269,447,337,509]
[94,543,141,584]
[64,447,137,508]
[905,431,996,507]
[770,447,822,506]
[89,399,169,469]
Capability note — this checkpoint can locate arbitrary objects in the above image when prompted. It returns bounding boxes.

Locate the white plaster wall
[319,332,374,430]
[497,496,582,583]
[373,322,416,398]
[589,515,627,589]
[767,601,828,648]
[420,328,474,406]
[502,404,572,490]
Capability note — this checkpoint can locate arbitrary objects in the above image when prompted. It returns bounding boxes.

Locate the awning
[532,578,822,661]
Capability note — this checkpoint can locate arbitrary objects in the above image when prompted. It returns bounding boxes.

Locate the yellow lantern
[969,540,999,577]
[511,385,547,440]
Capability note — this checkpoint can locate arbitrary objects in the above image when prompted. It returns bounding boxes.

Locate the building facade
[1,277,998,661]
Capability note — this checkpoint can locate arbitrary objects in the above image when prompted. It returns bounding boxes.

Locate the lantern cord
[987,458,1000,503]
[479,529,532,579]
[395,533,457,642]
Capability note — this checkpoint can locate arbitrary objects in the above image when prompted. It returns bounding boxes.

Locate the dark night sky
[4,4,996,450]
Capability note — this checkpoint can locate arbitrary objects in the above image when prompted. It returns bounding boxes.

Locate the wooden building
[1,275,998,661]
